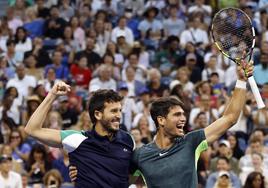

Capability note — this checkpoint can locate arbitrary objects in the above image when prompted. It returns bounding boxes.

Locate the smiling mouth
[176,124,184,129]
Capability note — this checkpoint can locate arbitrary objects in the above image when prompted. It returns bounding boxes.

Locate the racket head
[211,7,255,63]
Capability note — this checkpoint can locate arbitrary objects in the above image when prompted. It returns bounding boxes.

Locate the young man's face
[162,105,186,137]
[100,102,122,133]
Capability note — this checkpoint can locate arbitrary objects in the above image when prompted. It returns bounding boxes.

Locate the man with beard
[24,82,134,188]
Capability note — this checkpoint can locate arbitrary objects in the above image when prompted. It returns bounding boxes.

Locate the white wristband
[235,80,246,89]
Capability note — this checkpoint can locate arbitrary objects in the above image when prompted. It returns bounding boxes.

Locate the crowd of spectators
[0,0,268,187]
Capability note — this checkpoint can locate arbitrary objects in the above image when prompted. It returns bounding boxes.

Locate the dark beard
[100,119,119,133]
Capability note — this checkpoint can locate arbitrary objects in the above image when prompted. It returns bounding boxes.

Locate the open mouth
[176,124,184,129]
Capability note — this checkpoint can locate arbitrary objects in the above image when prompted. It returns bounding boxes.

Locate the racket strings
[212,8,253,60]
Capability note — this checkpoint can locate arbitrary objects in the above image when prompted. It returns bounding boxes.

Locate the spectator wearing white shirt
[180,16,209,50]
[0,155,22,188]
[111,16,134,46]
[14,27,32,61]
[202,55,225,83]
[6,63,37,103]
[89,64,117,93]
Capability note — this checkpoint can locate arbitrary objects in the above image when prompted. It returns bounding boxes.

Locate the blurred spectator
[147,68,169,98]
[202,55,225,83]
[133,114,154,143]
[70,55,91,90]
[102,53,121,81]
[43,169,63,188]
[6,7,23,34]
[57,95,78,129]
[0,56,15,82]
[39,67,60,93]
[26,143,51,185]
[44,50,69,82]
[1,144,23,173]
[6,63,37,102]
[43,5,67,39]
[180,16,209,50]
[243,171,265,188]
[174,66,194,97]
[9,129,31,162]
[52,149,71,184]
[163,5,185,38]
[35,0,50,19]
[24,37,52,68]
[74,37,101,70]
[21,95,41,125]
[14,27,32,60]
[138,6,163,49]
[111,16,134,46]
[0,154,23,188]
[211,171,233,188]
[209,140,239,175]
[2,39,23,68]
[59,0,74,22]
[24,54,43,81]
[239,152,268,186]
[105,41,124,66]
[89,64,116,92]
[226,132,245,160]
[254,53,268,86]
[69,16,85,49]
[206,157,240,188]
[130,128,144,148]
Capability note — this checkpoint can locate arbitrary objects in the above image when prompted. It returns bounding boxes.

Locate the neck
[154,130,176,149]
[95,123,114,140]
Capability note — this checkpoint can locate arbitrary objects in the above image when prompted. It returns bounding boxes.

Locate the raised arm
[204,61,254,144]
[24,81,71,147]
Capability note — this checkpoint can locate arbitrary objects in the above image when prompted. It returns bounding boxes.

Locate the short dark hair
[150,97,184,130]
[6,39,16,47]
[217,156,230,164]
[88,89,123,125]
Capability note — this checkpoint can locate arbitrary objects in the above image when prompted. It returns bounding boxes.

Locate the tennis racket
[211,7,265,109]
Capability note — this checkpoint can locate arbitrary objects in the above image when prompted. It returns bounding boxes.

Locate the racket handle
[248,76,265,109]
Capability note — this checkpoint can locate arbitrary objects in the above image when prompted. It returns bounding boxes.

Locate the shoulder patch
[61,130,87,153]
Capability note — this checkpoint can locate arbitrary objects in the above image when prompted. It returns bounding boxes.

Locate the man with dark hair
[129,61,253,187]
[24,82,135,188]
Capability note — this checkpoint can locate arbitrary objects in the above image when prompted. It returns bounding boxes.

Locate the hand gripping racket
[211,7,265,109]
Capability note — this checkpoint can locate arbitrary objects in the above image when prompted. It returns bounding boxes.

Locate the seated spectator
[212,171,233,188]
[2,39,23,68]
[39,67,61,93]
[70,55,91,90]
[133,114,154,143]
[59,0,74,22]
[6,7,23,34]
[43,169,63,188]
[243,171,265,188]
[14,26,32,61]
[209,140,239,175]
[24,37,52,68]
[0,154,22,188]
[147,68,169,98]
[69,16,85,49]
[1,144,23,173]
[206,156,241,188]
[89,64,117,92]
[102,53,121,81]
[44,50,69,82]
[24,54,43,81]
[226,132,245,160]
[9,129,31,163]
[26,144,51,185]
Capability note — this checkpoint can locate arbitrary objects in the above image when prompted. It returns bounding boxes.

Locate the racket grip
[248,76,265,109]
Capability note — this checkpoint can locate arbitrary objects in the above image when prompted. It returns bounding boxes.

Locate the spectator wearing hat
[57,95,78,129]
[130,41,150,69]
[116,30,132,57]
[138,6,163,49]
[111,16,134,46]
[212,171,234,188]
[0,154,23,188]
[124,0,145,17]
[209,140,240,175]
[136,86,151,113]
[183,53,202,83]
[21,95,41,125]
[206,157,241,188]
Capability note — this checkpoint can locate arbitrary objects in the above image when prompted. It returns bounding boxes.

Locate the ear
[94,110,102,121]
[157,116,165,128]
